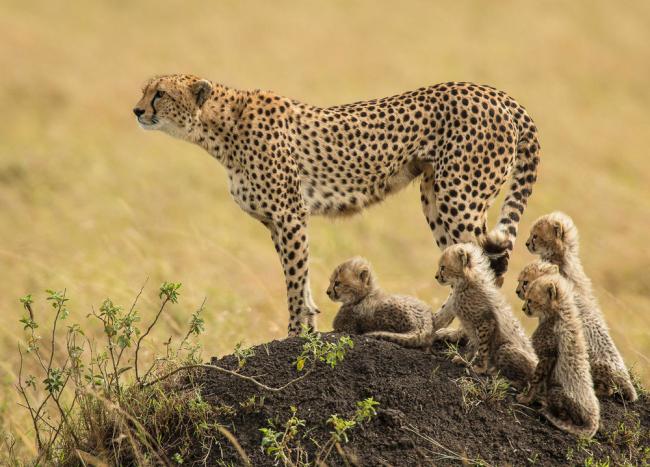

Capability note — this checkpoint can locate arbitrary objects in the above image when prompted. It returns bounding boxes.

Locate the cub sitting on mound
[518,274,600,438]
[526,212,637,401]
[435,243,537,388]
[328,257,434,349]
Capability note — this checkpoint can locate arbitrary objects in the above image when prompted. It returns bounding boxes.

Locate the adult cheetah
[134,75,541,335]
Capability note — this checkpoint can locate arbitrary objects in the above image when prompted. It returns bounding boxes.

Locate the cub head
[522,274,568,319]
[327,257,377,304]
[526,212,578,260]
[516,260,559,300]
[133,74,214,137]
[436,243,491,286]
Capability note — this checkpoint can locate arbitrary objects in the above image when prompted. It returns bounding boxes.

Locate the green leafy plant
[294,326,354,372]
[234,342,256,369]
[260,398,379,466]
[12,282,226,465]
[260,406,309,466]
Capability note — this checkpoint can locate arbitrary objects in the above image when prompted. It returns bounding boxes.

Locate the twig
[141,363,313,392]
[217,426,252,466]
[115,279,148,368]
[135,296,171,383]
[16,345,43,452]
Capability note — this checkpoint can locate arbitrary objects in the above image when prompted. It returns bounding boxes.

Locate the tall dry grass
[1,0,649,457]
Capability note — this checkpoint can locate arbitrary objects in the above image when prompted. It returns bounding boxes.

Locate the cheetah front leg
[267,212,318,336]
[471,320,495,375]
[421,167,469,343]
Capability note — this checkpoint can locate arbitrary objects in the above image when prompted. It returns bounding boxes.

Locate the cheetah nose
[525,240,531,248]
[434,274,439,281]
[133,107,145,117]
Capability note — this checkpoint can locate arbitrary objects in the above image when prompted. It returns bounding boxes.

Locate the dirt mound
[195,334,649,466]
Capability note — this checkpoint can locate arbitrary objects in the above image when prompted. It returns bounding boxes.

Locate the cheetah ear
[190,79,212,107]
[359,268,370,285]
[552,221,564,239]
[550,264,560,274]
[458,249,470,268]
[546,282,558,301]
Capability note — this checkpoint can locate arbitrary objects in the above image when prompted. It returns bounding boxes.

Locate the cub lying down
[328,257,434,349]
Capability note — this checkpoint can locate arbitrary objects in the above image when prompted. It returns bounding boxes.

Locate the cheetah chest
[227,169,267,221]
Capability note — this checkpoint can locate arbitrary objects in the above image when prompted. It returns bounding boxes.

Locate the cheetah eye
[334,281,340,287]
[523,280,528,286]
[155,90,165,99]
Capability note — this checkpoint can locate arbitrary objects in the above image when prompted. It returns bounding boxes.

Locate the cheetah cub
[527,212,637,401]
[435,243,537,387]
[516,259,560,300]
[518,275,600,438]
[328,257,434,349]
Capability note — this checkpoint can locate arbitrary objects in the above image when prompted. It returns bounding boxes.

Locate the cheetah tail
[483,134,541,279]
[541,409,599,439]
[365,330,432,349]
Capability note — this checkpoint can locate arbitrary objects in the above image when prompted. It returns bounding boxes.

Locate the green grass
[1,0,650,458]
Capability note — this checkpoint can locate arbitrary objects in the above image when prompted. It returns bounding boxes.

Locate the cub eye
[155,90,165,99]
[523,280,528,286]
[440,266,445,271]
[334,281,340,287]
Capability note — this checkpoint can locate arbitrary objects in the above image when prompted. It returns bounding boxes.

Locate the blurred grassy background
[1,0,649,455]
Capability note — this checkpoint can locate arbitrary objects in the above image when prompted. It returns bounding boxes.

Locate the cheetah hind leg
[365,330,431,349]
[494,344,537,390]
[591,362,616,398]
[613,370,639,402]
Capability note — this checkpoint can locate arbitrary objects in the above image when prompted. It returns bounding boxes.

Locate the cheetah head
[435,243,491,286]
[516,260,559,300]
[133,74,213,139]
[526,212,579,261]
[327,257,376,304]
[522,274,568,319]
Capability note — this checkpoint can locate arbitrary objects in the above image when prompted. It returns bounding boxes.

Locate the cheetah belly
[300,161,420,217]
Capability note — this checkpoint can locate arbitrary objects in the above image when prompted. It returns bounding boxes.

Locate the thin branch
[135,297,170,383]
[141,363,314,392]
[116,278,148,368]
[177,297,207,354]
[16,345,43,452]
[47,289,66,371]
[217,426,251,466]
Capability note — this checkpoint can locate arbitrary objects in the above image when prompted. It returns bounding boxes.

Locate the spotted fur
[134,75,541,335]
[434,243,537,388]
[518,275,600,438]
[526,212,637,402]
[327,257,434,349]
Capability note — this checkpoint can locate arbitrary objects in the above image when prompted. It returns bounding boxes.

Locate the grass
[1,0,650,458]
[1,283,359,465]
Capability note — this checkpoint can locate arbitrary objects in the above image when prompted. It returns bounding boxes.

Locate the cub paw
[472,362,488,375]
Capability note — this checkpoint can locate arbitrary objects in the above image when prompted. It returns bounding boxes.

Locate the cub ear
[549,264,560,274]
[552,221,564,239]
[546,282,558,301]
[190,79,212,107]
[458,249,470,268]
[359,268,370,285]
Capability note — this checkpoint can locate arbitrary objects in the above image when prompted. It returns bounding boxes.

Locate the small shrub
[294,326,354,372]
[454,375,510,413]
